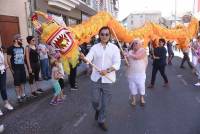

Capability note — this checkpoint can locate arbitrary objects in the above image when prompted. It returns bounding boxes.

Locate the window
[131,20,134,25]
[68,18,79,26]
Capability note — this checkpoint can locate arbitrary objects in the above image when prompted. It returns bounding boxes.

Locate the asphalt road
[2,57,200,134]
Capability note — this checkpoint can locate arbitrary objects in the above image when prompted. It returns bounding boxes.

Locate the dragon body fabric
[31,11,199,73]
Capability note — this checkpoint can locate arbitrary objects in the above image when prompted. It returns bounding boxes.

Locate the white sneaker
[4,103,14,110]
[70,88,78,91]
[0,124,4,133]
[194,82,200,86]
[0,110,3,116]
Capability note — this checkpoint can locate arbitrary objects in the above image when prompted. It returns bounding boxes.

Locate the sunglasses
[100,33,109,37]
[132,42,138,45]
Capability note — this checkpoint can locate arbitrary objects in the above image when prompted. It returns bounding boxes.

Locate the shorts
[13,67,26,86]
[52,81,61,96]
[58,78,64,89]
[29,63,40,84]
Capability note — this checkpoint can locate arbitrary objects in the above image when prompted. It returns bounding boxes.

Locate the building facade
[0,0,100,48]
[0,0,119,48]
[122,11,161,29]
[31,0,98,25]
[0,0,31,48]
[96,0,119,18]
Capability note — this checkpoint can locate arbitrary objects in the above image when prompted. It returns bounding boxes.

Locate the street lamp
[175,0,177,25]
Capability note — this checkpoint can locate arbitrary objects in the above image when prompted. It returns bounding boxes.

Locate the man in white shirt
[81,26,121,131]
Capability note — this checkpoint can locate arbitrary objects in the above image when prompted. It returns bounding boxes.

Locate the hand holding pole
[80,53,114,82]
[111,27,129,66]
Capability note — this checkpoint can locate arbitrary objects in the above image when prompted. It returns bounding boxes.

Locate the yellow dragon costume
[31,11,199,73]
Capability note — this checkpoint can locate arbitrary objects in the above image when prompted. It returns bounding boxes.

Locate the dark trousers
[151,65,168,85]
[69,65,77,88]
[0,71,8,100]
[168,53,174,65]
[180,52,193,69]
[91,79,112,123]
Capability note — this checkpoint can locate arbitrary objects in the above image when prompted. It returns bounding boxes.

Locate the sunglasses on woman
[100,33,109,37]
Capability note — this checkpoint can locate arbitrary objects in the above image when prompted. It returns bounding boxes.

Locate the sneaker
[50,100,57,105]
[4,103,13,110]
[31,92,38,97]
[163,83,169,87]
[147,84,154,89]
[37,88,44,93]
[17,98,23,103]
[98,122,108,131]
[0,124,4,133]
[70,87,78,91]
[180,66,185,69]
[0,110,3,116]
[194,82,200,86]
[57,99,64,104]
[21,94,27,100]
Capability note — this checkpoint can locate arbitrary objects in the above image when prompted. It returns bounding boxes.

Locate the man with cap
[7,34,27,103]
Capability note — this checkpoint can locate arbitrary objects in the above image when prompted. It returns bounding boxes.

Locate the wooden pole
[82,55,114,83]
[111,27,129,66]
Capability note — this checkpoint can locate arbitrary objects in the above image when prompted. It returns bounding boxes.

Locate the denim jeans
[91,79,112,123]
[40,58,51,78]
[0,71,7,100]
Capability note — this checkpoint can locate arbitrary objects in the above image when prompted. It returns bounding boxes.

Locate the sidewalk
[0,63,87,110]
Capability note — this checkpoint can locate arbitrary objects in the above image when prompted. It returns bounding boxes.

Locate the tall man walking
[81,26,121,131]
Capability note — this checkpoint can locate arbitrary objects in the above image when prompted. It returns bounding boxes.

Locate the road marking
[73,113,87,127]
[177,74,183,78]
[176,74,188,86]
[144,129,150,134]
[195,97,200,103]
[180,78,188,86]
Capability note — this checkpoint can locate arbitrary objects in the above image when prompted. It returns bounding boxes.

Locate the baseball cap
[13,34,22,41]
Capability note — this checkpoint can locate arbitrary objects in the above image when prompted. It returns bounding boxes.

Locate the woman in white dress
[125,39,148,106]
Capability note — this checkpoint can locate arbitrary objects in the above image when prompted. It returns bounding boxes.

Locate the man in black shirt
[7,34,26,103]
[148,38,169,88]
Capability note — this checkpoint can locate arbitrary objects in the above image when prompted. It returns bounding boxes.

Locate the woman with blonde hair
[125,38,148,106]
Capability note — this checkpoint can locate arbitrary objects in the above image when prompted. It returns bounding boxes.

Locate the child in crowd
[50,58,63,105]
[57,56,66,99]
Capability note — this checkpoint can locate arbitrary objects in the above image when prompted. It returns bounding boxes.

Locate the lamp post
[193,0,195,14]
[175,0,177,25]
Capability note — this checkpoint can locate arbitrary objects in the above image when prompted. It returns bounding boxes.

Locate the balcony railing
[48,0,80,11]
[48,0,97,15]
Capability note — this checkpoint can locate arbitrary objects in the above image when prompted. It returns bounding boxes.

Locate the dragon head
[31,11,74,54]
